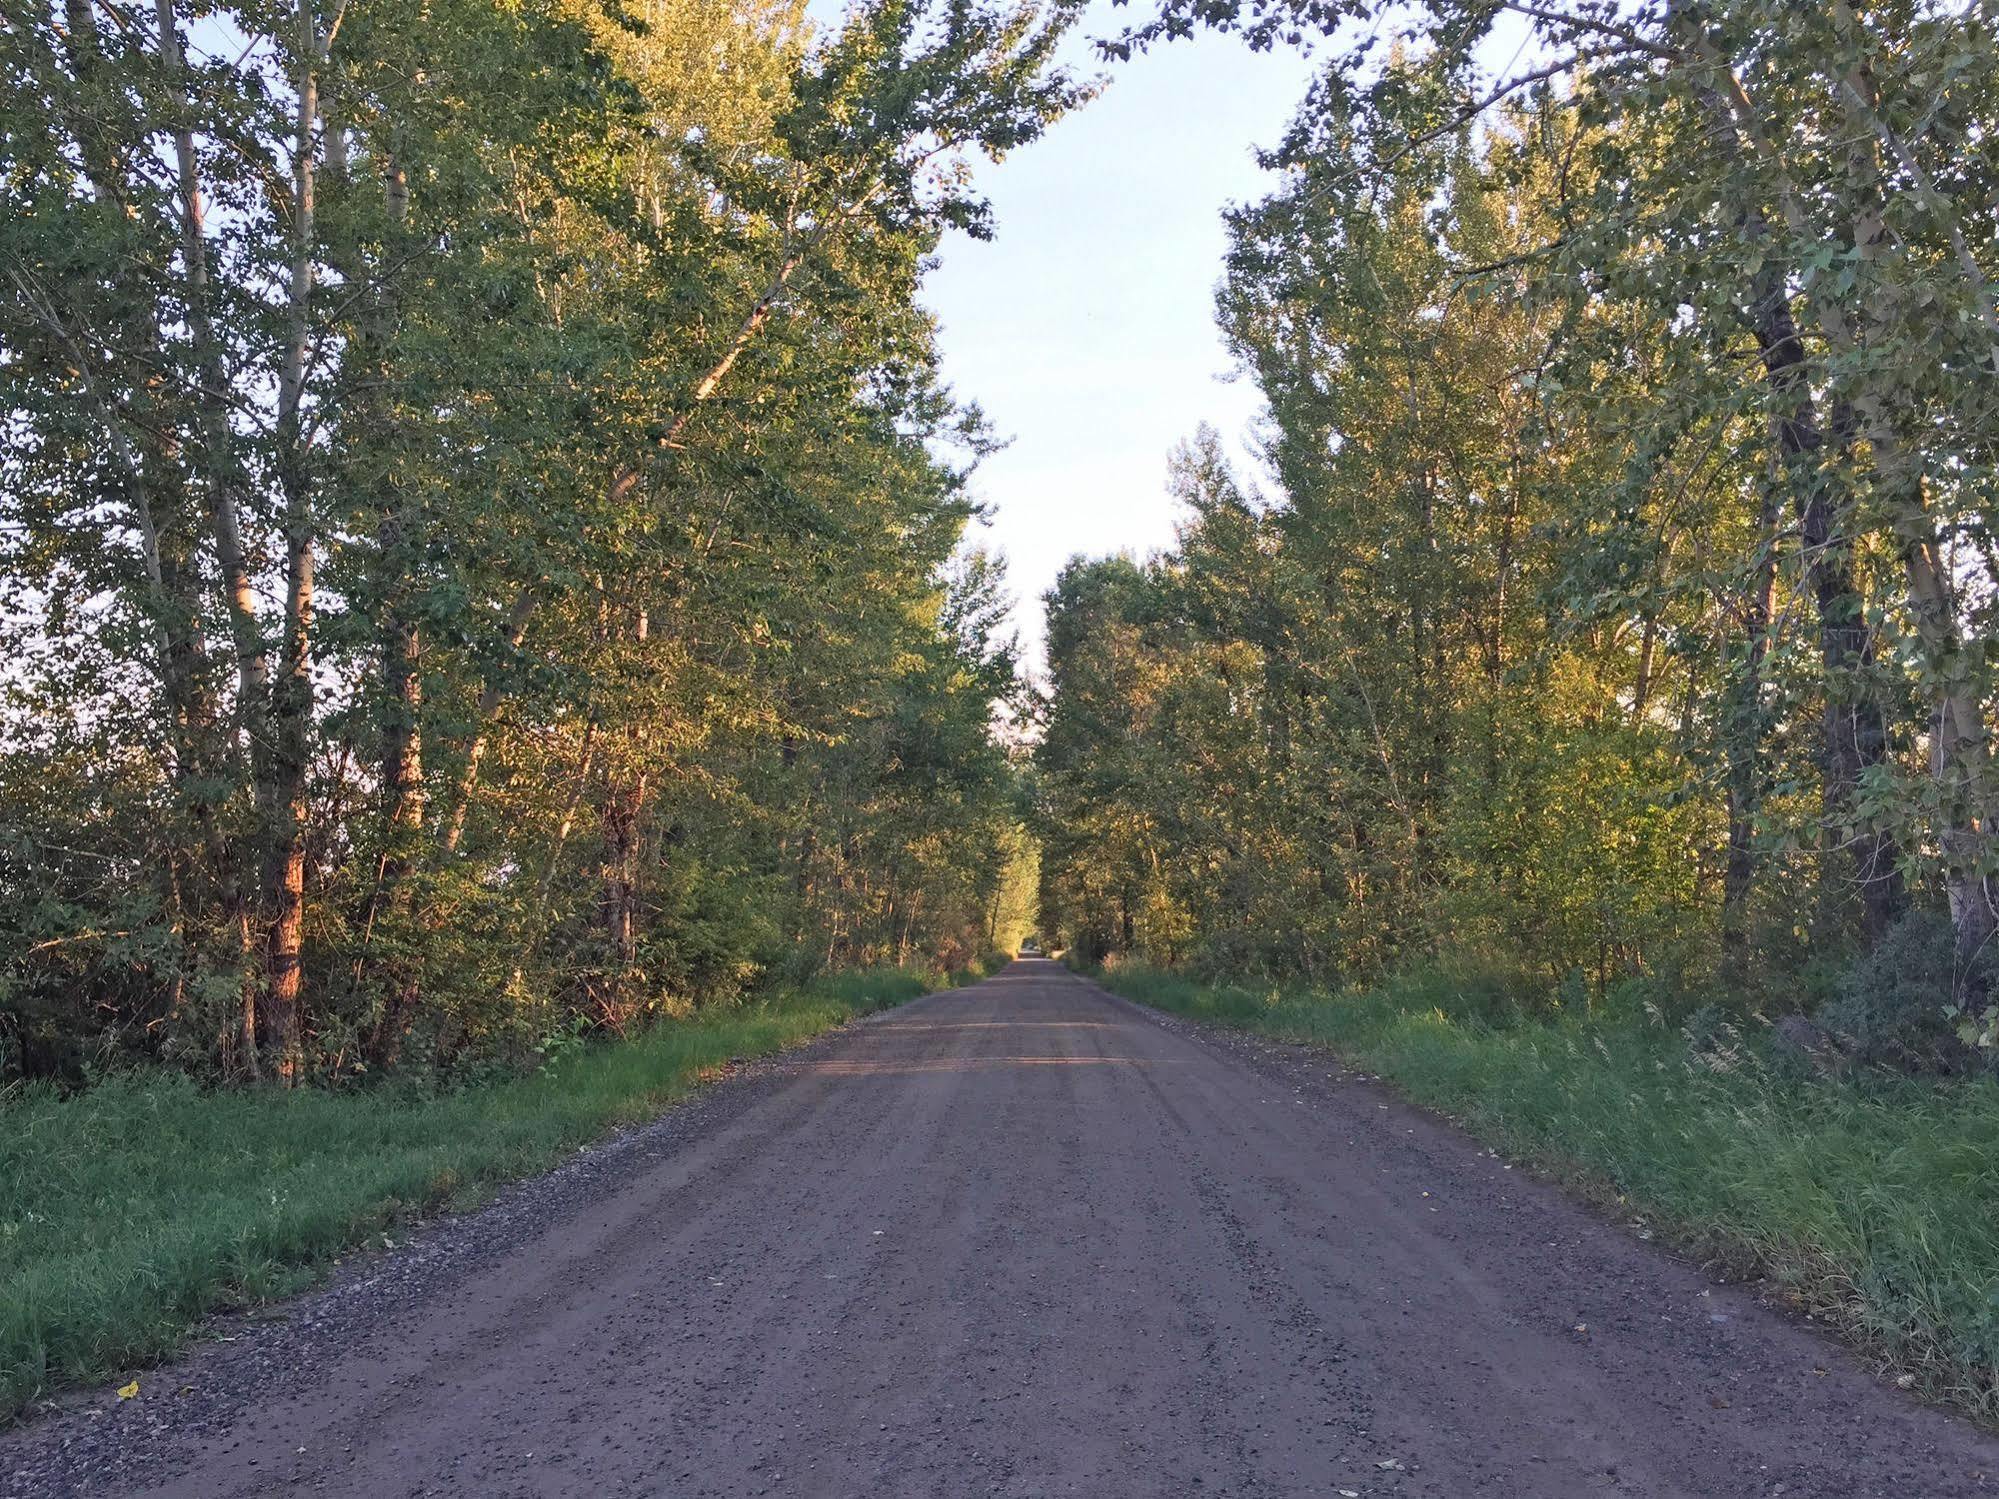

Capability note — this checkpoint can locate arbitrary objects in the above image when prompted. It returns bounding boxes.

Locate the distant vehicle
[1017,936,1041,956]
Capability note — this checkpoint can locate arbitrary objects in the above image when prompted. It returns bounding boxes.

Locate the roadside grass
[0,961,990,1418]
[1091,961,1999,1419]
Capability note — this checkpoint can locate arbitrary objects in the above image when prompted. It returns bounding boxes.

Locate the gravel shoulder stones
[7,960,1996,1498]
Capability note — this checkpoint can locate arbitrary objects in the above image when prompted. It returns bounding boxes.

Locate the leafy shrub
[1556,966,1590,1015]
[1188,928,1268,982]
[1818,912,1980,1072]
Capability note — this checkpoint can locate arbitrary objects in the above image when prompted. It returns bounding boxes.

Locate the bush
[1818,912,1980,1072]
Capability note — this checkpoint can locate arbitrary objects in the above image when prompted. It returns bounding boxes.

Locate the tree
[1071,0,1998,1033]
[0,0,1080,1084]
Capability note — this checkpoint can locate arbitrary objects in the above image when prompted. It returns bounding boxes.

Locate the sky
[918,9,1320,664]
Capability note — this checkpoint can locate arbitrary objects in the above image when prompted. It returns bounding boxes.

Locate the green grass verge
[0,961,991,1418]
[1090,961,1999,1419]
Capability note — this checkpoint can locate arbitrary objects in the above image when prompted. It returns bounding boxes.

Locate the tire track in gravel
[6,959,1998,1498]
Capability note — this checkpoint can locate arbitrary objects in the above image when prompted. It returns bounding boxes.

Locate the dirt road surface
[7,959,1997,1497]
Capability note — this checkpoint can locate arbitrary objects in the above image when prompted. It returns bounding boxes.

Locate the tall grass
[0,963,981,1417]
[1094,961,1999,1417]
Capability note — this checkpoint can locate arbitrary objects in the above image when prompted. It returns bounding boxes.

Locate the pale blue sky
[921,11,1319,661]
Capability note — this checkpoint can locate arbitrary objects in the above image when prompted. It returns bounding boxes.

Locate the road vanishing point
[8,959,1998,1497]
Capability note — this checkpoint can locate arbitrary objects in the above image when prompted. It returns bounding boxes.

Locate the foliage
[1040,0,1999,1050]
[0,0,1076,1086]
[1820,913,1991,1072]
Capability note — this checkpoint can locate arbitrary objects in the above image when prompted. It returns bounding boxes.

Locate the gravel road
[7,958,1997,1497]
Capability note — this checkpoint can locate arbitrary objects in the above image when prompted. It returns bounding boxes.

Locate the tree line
[0,0,1075,1084]
[1040,0,1998,1061]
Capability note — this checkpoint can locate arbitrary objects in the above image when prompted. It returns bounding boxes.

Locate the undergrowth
[0,960,996,1418]
[1088,959,1999,1421]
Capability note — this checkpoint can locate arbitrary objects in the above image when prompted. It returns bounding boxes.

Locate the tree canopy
[0,0,1075,1083]
[1039,0,1999,1061]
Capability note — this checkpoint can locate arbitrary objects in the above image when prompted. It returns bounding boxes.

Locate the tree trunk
[1829,88,1996,987]
[259,486,316,1082]
[509,717,601,993]
[379,591,424,853]
[1632,613,1658,722]
[361,602,424,1068]
[1859,407,1996,982]
[1742,250,1905,944]
[258,0,324,1083]
[441,587,538,855]
[154,0,270,737]
[53,1,218,796]
[1720,481,1780,972]
[1684,8,1998,982]
[600,773,647,971]
[1674,9,1908,947]
[144,0,283,1075]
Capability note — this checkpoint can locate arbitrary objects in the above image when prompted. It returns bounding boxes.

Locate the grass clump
[0,965,951,1418]
[1090,960,1999,1418]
